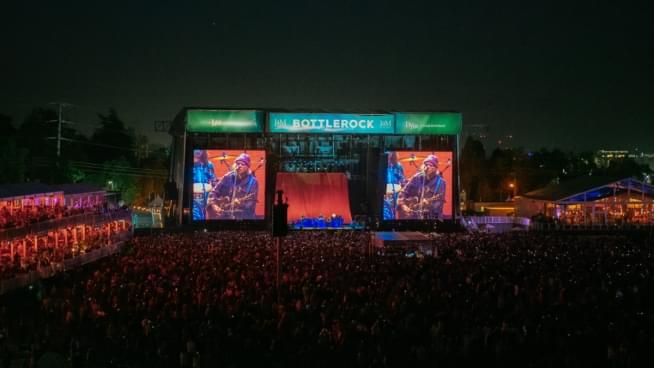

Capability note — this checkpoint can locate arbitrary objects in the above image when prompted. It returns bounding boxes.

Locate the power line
[68,160,167,174]
[31,157,167,174]
[68,167,167,179]
[31,158,167,179]
[76,168,167,179]
[45,137,140,153]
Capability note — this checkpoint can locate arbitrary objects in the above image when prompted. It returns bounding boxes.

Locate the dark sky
[2,0,652,151]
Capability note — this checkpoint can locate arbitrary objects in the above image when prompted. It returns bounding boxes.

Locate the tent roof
[523,176,654,202]
[0,183,62,200]
[50,183,105,195]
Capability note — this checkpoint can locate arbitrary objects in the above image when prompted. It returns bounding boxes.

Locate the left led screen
[192,149,266,220]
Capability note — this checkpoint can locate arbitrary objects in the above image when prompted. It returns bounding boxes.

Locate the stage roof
[523,176,654,203]
[171,107,462,136]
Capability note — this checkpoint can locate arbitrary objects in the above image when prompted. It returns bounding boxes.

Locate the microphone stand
[419,167,426,220]
[229,166,238,219]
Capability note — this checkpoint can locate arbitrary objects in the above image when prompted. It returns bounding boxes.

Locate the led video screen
[383,151,453,220]
[192,149,266,220]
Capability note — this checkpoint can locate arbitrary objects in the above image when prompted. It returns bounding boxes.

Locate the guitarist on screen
[206,153,259,220]
[397,154,446,220]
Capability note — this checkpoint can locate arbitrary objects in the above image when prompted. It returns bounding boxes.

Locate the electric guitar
[206,192,257,219]
[398,192,445,218]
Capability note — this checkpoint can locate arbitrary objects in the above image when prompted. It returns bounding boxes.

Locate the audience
[0,203,112,230]
[0,222,130,280]
[0,231,652,367]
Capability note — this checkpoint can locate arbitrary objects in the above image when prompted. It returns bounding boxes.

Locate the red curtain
[276,173,352,223]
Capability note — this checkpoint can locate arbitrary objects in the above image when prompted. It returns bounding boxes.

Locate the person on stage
[384,151,405,220]
[192,150,216,220]
[386,151,405,186]
[206,153,259,220]
[397,155,446,220]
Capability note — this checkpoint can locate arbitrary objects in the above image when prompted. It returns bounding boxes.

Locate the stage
[290,215,347,229]
[171,110,461,228]
[373,231,435,249]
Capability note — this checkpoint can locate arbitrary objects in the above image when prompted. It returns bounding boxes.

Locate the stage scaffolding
[168,108,461,228]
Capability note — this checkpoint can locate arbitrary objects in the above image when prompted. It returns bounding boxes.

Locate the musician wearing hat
[397,154,446,220]
[206,153,259,219]
[192,150,216,220]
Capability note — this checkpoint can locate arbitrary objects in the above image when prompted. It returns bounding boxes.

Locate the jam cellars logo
[208,119,254,127]
[380,119,393,129]
[404,121,419,129]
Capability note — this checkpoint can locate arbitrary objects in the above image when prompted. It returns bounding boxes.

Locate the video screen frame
[191,149,266,221]
[383,151,453,220]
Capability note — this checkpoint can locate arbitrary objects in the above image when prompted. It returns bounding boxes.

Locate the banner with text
[187,110,263,133]
[394,113,462,135]
[269,113,395,134]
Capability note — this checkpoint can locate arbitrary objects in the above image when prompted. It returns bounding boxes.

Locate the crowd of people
[0,222,131,281]
[0,204,108,230]
[0,230,652,367]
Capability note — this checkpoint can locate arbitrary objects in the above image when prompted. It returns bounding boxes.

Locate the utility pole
[57,103,62,157]
[47,102,75,158]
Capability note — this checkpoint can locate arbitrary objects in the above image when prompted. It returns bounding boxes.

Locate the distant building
[594,150,629,168]
[594,149,654,170]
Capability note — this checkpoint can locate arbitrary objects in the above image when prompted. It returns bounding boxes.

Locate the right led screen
[383,151,453,220]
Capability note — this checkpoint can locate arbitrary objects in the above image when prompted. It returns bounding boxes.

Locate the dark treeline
[0,109,168,205]
[460,136,653,202]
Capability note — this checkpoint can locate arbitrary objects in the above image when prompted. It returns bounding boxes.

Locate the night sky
[2,1,652,151]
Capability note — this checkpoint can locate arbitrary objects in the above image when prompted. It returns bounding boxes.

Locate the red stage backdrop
[276,173,352,223]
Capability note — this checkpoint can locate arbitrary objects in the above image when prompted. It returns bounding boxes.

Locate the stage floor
[290,223,364,230]
[373,231,434,248]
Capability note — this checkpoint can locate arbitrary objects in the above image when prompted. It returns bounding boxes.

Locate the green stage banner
[394,112,462,135]
[187,110,263,133]
[269,113,395,134]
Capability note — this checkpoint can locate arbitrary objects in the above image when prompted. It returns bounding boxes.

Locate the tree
[15,108,95,183]
[16,108,58,159]
[133,141,169,206]
[86,158,138,204]
[90,109,135,164]
[0,114,16,137]
[0,114,27,183]
[488,148,516,201]
[601,158,653,180]
[460,136,487,201]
